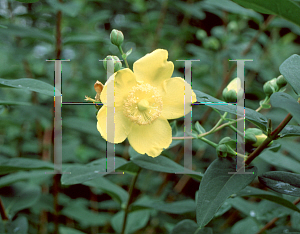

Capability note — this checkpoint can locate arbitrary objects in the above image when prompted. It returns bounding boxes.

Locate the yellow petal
[97,106,132,143]
[127,117,172,157]
[133,49,174,88]
[159,77,197,119]
[100,68,137,107]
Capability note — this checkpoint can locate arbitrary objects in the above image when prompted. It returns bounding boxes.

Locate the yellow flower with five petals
[97,49,197,157]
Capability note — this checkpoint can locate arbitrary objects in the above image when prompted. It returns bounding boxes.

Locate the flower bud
[245,128,271,147]
[276,75,287,88]
[216,144,228,157]
[217,137,237,158]
[222,77,243,102]
[110,29,124,47]
[103,55,122,72]
[263,78,278,96]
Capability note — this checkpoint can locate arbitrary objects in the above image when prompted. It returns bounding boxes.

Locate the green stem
[121,168,141,234]
[197,136,218,148]
[118,46,130,69]
[229,125,244,137]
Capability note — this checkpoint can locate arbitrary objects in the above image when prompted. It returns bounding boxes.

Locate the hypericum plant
[83,29,300,234]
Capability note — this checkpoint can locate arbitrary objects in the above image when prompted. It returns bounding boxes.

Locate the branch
[245,113,293,165]
[0,196,8,220]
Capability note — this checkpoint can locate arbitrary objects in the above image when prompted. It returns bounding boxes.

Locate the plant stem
[118,46,130,69]
[121,168,141,234]
[0,196,8,221]
[245,113,293,165]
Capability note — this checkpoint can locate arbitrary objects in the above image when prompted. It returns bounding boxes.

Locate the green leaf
[0,101,31,106]
[259,171,300,197]
[280,125,300,138]
[280,139,300,161]
[132,197,196,214]
[15,0,39,2]
[1,182,41,217]
[259,150,300,173]
[61,157,128,185]
[59,227,86,234]
[0,170,52,188]
[231,0,300,28]
[63,34,103,45]
[5,216,28,234]
[202,0,263,22]
[196,157,257,227]
[111,210,150,234]
[61,199,111,227]
[237,186,300,212]
[131,155,203,181]
[0,78,57,96]
[63,117,99,136]
[270,92,300,124]
[83,176,129,205]
[170,219,198,234]
[279,54,300,95]
[0,24,54,43]
[231,217,259,234]
[125,48,133,57]
[194,90,268,131]
[115,161,140,175]
[195,121,206,134]
[0,157,54,175]
[46,0,84,17]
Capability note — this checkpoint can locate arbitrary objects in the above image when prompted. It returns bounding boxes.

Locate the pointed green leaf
[237,186,300,212]
[280,125,300,138]
[170,220,198,234]
[1,182,41,217]
[111,210,150,234]
[195,121,206,134]
[5,216,28,234]
[279,54,300,95]
[259,150,300,173]
[196,158,257,227]
[0,157,54,175]
[131,155,203,181]
[259,171,300,197]
[0,78,57,96]
[83,176,129,205]
[132,197,196,214]
[61,157,128,185]
[270,92,300,124]
[231,0,300,28]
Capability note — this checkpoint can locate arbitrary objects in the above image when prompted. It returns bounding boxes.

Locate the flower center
[123,83,163,125]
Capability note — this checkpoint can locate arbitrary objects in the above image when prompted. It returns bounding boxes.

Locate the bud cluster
[263,75,287,97]
[216,137,238,158]
[103,55,122,73]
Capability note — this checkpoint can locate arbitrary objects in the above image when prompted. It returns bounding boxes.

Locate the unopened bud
[276,75,287,88]
[103,55,122,72]
[245,128,272,147]
[222,77,243,102]
[263,78,278,96]
[110,29,124,47]
[216,137,237,158]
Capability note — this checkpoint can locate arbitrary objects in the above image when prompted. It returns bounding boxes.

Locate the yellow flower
[97,49,197,157]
